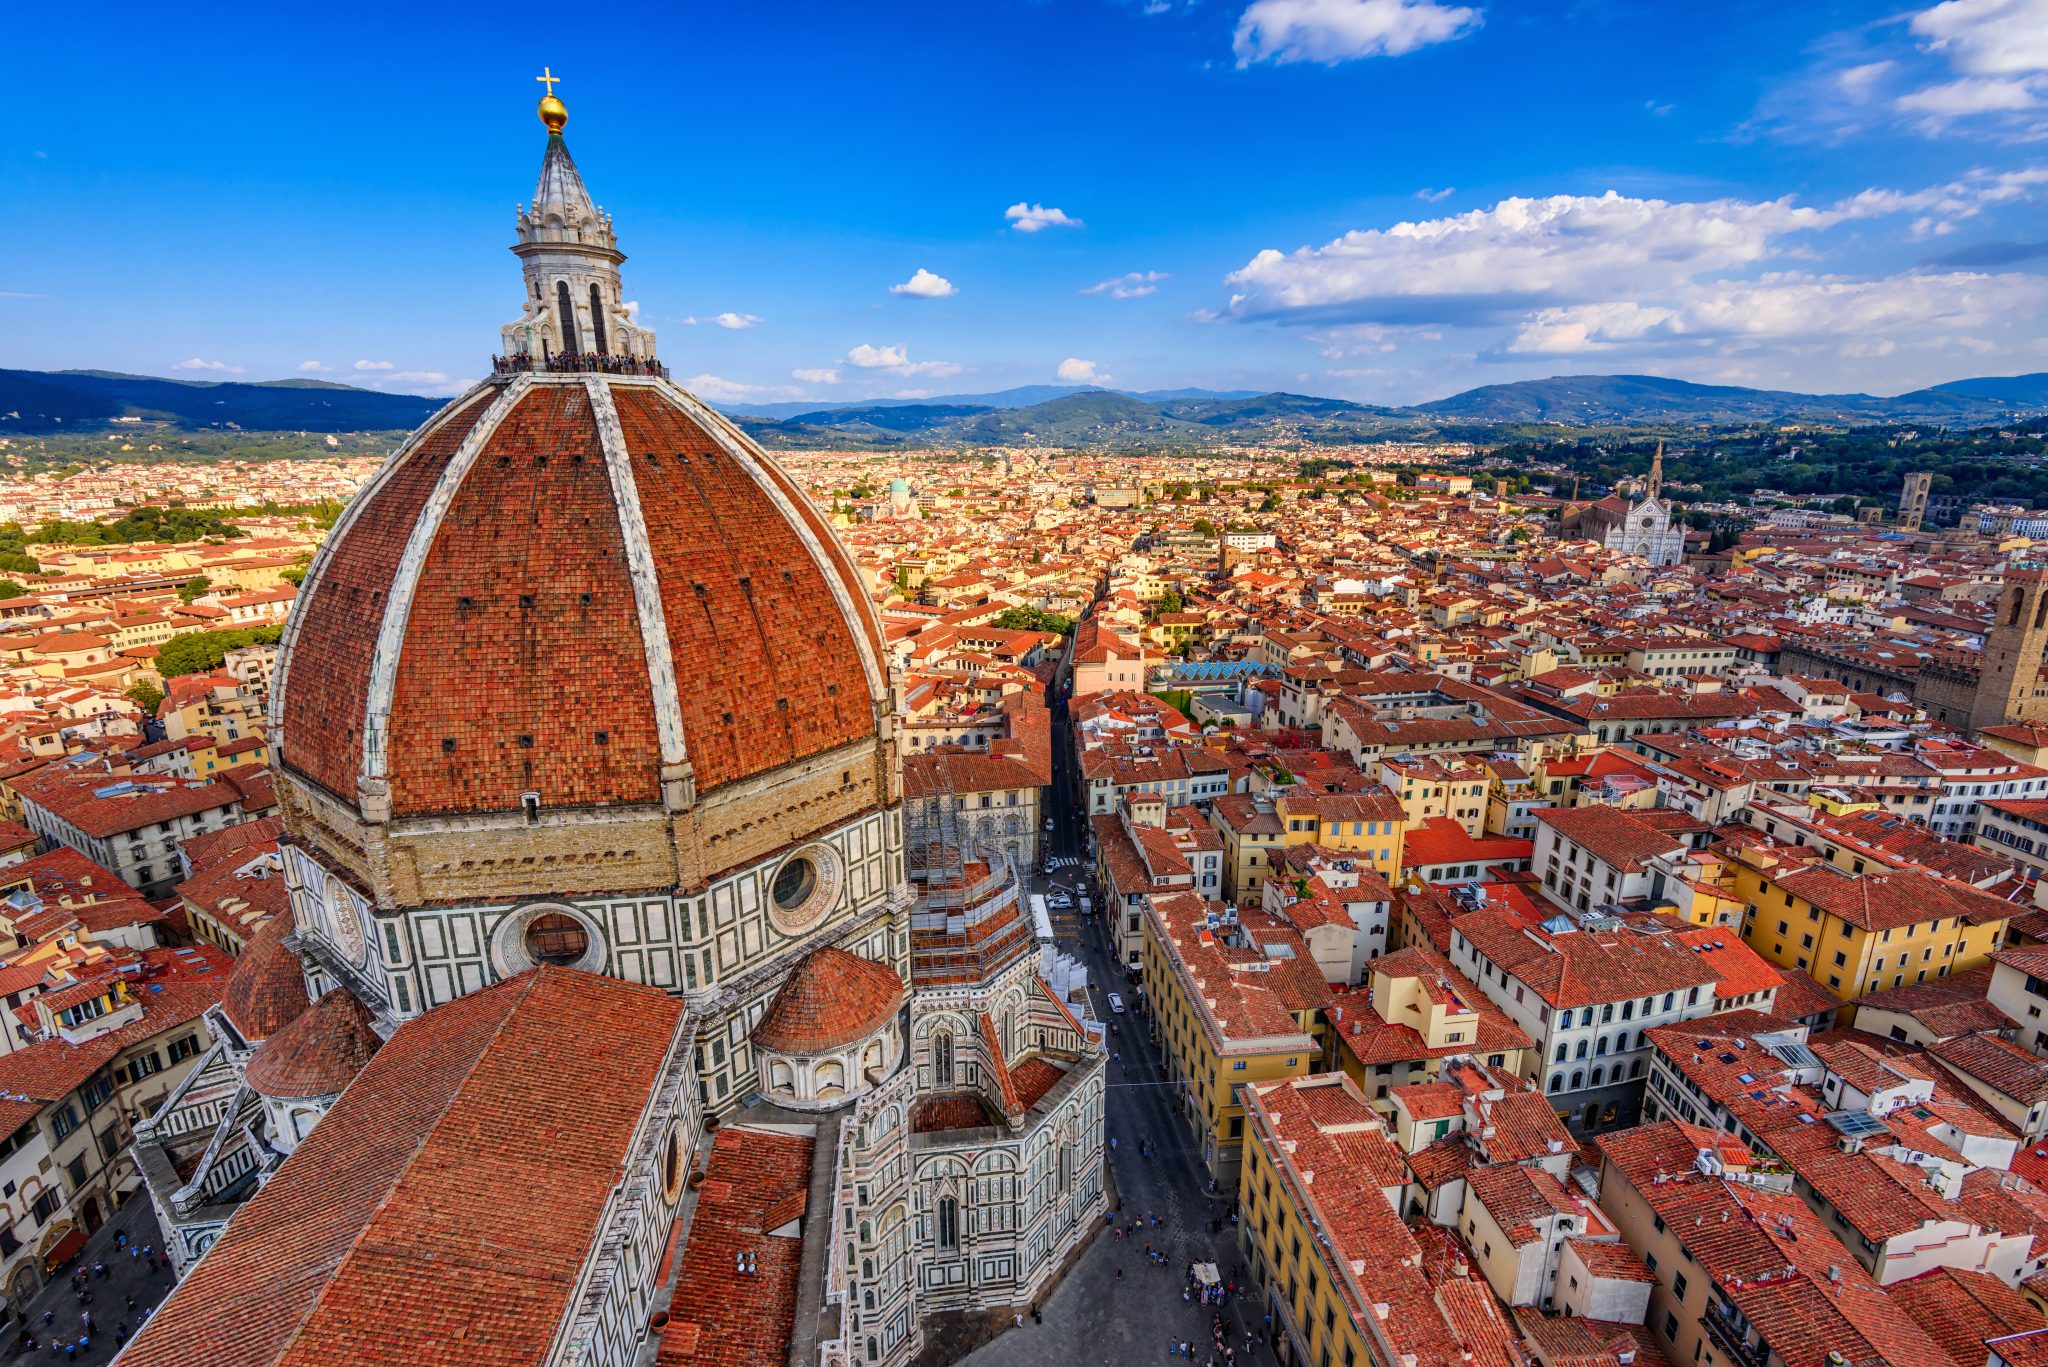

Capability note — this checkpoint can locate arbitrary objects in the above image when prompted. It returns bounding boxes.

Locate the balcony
[1701,1299,1769,1367]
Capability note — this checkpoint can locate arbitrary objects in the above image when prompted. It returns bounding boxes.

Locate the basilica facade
[1569,443,1686,568]
[124,83,1102,1367]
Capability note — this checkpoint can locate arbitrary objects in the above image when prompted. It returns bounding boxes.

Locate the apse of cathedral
[119,77,1106,1367]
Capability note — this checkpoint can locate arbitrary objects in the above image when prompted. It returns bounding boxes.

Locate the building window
[938,1196,959,1250]
[525,913,590,967]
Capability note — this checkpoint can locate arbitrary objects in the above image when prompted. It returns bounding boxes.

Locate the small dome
[751,947,904,1056]
[245,988,382,1100]
[220,916,310,1045]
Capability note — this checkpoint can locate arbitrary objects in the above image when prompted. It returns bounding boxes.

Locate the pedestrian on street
[1116,1266,1124,1281]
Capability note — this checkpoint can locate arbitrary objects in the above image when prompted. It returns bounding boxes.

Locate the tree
[1191,517,1217,537]
[0,580,23,600]
[154,625,284,679]
[1258,494,1279,513]
[993,606,1074,635]
[279,565,307,586]
[178,576,211,604]
[125,679,164,714]
[1155,588,1185,615]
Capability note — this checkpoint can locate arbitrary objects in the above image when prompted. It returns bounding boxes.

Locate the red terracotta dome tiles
[612,388,873,793]
[282,392,493,803]
[385,384,663,816]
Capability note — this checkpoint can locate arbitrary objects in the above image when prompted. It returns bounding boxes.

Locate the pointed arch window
[937,1196,959,1250]
[589,283,609,354]
[556,280,581,353]
[934,1032,954,1086]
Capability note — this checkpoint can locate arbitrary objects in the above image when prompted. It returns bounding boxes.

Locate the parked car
[1107,993,1126,1015]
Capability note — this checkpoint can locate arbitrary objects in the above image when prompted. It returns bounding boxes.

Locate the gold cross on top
[536,67,561,97]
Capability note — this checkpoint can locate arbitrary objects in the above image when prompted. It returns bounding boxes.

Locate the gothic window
[934,1032,954,1086]
[938,1196,959,1250]
[588,283,608,354]
[556,280,581,353]
[1058,1141,1073,1193]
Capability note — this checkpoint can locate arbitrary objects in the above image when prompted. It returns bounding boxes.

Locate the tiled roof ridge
[254,969,543,1366]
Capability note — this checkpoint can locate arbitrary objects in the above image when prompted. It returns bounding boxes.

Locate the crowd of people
[13,1228,174,1363]
[491,351,668,378]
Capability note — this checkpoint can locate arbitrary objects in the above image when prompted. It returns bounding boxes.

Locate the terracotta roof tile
[750,947,903,1055]
[122,966,685,1367]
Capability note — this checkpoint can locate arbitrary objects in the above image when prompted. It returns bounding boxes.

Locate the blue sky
[6,0,2046,406]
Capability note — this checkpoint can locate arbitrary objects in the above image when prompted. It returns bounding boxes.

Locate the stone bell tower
[498,68,658,363]
[1970,564,2048,737]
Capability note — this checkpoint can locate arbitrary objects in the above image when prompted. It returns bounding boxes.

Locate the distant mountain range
[4,367,2046,449]
[1405,372,2048,424]
[721,385,1263,420]
[0,368,443,434]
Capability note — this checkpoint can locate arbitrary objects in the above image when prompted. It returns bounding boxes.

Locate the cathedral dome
[275,374,888,821]
[245,987,382,1100]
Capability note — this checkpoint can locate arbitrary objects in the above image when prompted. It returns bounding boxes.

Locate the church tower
[1970,565,2048,736]
[1646,440,1663,503]
[499,69,657,363]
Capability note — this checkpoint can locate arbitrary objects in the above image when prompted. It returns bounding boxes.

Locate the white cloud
[1910,0,2048,79]
[1057,358,1114,384]
[1223,191,1851,323]
[1505,270,2048,356]
[1892,0,2048,128]
[295,361,330,372]
[1219,174,2048,392]
[1005,202,1084,232]
[1897,75,2040,117]
[681,374,802,403]
[1837,60,1897,101]
[679,313,763,329]
[352,359,394,371]
[358,370,472,397]
[792,367,842,385]
[1082,270,1169,298]
[1416,186,1455,202]
[1232,0,1481,67]
[844,344,961,378]
[894,388,936,399]
[0,291,49,299]
[890,268,958,298]
[171,358,243,373]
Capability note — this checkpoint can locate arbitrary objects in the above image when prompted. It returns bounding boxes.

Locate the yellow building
[1727,842,2010,1000]
[1376,755,1489,837]
[1271,787,1406,880]
[1238,1074,1524,1367]
[1208,794,1287,905]
[1142,891,1329,1182]
[1327,946,1535,1103]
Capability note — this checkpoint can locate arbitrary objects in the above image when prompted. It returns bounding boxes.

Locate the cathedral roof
[244,987,382,1100]
[218,914,309,1045]
[276,376,889,818]
[751,946,904,1055]
[120,967,685,1367]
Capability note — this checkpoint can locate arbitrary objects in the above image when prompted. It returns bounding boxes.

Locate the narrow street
[961,688,1280,1367]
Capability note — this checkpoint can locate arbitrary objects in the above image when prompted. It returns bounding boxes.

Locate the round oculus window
[773,858,817,912]
[524,911,591,967]
[766,846,843,936]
